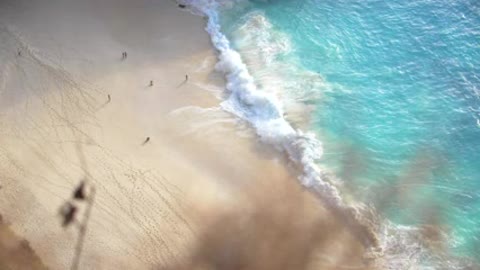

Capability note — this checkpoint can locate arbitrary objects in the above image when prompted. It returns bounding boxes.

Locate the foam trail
[181,0,343,208]
[177,2,480,269]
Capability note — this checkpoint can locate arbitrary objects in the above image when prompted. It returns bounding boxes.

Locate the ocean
[185,0,480,268]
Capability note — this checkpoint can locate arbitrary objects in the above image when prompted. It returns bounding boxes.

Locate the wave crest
[182,0,343,207]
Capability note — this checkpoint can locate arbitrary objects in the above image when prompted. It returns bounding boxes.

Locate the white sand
[0,0,372,269]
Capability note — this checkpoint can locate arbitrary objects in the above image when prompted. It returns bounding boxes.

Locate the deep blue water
[218,0,480,263]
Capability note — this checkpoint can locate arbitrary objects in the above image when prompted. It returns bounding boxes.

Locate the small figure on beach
[17,49,21,56]
[142,137,151,145]
[60,202,77,227]
[149,80,154,87]
[73,181,87,201]
[122,51,128,59]
[185,74,189,82]
[107,94,111,103]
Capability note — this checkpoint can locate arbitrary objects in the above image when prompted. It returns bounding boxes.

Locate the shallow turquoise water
[218,0,480,262]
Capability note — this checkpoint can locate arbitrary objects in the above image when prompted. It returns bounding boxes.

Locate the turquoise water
[218,0,480,263]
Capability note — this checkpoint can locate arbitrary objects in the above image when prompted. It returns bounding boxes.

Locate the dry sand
[0,0,374,269]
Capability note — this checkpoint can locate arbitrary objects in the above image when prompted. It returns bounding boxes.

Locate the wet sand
[0,0,373,269]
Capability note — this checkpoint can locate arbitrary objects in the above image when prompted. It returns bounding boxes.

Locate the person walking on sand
[142,137,150,145]
[185,74,189,82]
[107,94,111,103]
[149,80,154,87]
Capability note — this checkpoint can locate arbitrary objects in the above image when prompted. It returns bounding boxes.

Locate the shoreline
[0,0,374,269]
[181,1,480,270]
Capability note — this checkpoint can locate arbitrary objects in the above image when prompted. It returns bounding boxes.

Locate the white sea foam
[181,0,344,208]
[178,1,478,269]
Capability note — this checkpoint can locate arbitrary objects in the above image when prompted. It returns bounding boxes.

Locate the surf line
[180,0,380,250]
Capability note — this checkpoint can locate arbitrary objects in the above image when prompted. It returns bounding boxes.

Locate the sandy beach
[0,0,373,269]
